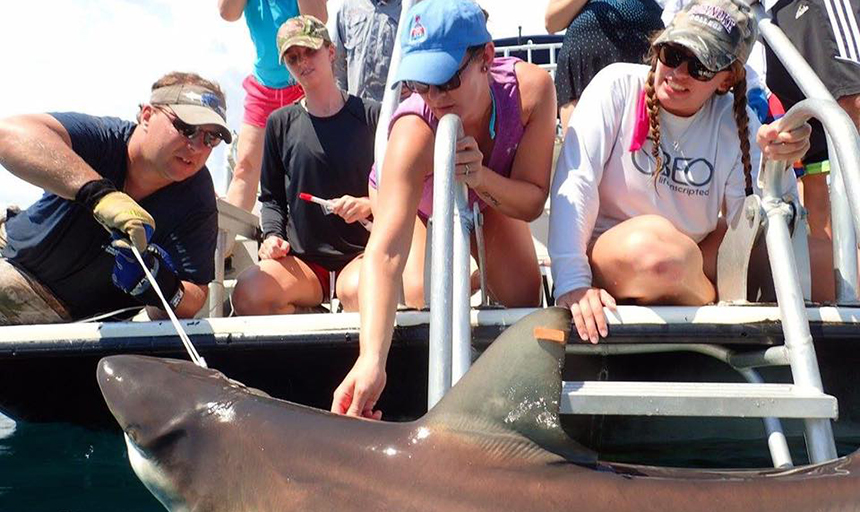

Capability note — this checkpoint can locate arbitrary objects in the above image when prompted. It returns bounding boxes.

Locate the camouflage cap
[653,0,758,72]
[277,15,331,64]
[150,84,232,144]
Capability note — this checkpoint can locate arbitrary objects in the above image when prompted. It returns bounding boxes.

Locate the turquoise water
[0,421,161,511]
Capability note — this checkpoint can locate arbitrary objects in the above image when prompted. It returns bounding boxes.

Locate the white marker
[299,193,372,231]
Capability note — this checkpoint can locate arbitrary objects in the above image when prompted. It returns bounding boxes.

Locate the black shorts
[765,0,860,163]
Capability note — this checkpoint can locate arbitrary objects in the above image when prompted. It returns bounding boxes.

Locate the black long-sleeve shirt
[259,95,380,271]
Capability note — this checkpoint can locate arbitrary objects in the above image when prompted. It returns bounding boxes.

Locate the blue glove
[111,239,183,309]
[747,87,770,124]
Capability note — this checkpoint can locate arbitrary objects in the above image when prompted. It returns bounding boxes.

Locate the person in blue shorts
[0,72,230,325]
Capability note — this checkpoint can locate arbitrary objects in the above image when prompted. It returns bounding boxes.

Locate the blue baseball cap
[392,0,492,88]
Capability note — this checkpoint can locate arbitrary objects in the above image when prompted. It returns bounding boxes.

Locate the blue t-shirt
[245,0,299,88]
[2,113,218,319]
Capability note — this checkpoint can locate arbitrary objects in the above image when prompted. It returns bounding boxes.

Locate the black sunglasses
[403,52,480,95]
[154,106,223,148]
[656,44,722,82]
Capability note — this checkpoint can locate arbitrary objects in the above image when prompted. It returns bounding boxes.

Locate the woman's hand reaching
[556,287,617,344]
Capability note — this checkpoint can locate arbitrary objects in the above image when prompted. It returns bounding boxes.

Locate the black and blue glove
[110,234,184,309]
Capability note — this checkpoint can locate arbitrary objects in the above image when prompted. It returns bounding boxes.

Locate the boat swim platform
[2,305,860,354]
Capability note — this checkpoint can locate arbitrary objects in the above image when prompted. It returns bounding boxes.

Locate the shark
[97,307,860,511]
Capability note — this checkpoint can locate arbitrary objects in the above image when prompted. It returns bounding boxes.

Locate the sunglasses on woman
[154,106,223,148]
[403,52,480,94]
[656,44,723,82]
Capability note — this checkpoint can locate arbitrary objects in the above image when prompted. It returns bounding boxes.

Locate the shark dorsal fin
[424,307,595,462]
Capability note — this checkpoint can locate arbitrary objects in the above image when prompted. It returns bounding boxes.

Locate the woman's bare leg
[226,123,266,212]
[590,215,716,305]
[232,256,324,315]
[336,254,364,312]
[798,175,836,302]
[479,206,542,307]
[401,217,429,308]
[559,100,578,133]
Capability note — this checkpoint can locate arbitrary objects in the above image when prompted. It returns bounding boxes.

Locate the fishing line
[130,245,207,368]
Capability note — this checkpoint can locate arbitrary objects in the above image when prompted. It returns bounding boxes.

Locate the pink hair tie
[628,90,649,152]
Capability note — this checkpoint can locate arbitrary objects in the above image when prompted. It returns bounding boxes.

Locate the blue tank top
[244,0,299,88]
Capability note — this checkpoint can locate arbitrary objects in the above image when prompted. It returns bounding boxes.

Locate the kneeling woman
[233,15,379,315]
[332,0,557,418]
[549,0,812,343]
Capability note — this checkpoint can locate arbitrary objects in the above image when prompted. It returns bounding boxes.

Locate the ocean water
[0,420,161,512]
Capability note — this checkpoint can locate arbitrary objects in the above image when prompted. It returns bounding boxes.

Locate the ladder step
[560,381,838,419]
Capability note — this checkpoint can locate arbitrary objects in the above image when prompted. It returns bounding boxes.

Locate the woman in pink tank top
[332,0,557,419]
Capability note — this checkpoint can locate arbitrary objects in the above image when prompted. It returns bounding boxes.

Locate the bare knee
[608,224,701,300]
[232,266,285,315]
[626,231,692,281]
[402,272,425,309]
[488,265,542,307]
[336,273,360,312]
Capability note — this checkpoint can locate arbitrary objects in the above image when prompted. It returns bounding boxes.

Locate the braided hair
[724,62,753,195]
[644,60,663,185]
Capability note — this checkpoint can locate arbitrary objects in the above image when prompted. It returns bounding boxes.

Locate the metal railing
[427,115,474,408]
[754,3,860,304]
[495,42,563,79]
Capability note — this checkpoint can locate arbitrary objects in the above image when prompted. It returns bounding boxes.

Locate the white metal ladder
[557,2,860,467]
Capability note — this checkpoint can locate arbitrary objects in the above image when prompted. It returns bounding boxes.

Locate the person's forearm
[545,0,588,32]
[146,280,208,319]
[225,171,261,212]
[297,0,327,22]
[357,247,404,368]
[0,115,101,200]
[218,0,246,21]
[471,170,547,221]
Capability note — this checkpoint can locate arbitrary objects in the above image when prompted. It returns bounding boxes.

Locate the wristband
[75,179,118,211]
[168,281,185,310]
[128,247,182,308]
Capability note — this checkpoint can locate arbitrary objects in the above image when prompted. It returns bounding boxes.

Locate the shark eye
[146,429,187,456]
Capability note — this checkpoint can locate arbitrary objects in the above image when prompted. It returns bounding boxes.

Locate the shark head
[96,308,597,511]
[97,355,267,511]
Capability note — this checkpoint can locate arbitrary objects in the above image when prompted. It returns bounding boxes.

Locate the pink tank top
[369,57,525,219]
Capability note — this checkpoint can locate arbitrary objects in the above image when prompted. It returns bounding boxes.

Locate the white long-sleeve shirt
[549,63,782,298]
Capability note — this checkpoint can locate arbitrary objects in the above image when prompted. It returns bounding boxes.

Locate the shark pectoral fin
[424,307,595,463]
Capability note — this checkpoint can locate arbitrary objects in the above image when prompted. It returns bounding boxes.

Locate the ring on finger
[464,164,471,175]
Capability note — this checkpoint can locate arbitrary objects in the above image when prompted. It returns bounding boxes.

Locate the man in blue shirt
[0,72,230,325]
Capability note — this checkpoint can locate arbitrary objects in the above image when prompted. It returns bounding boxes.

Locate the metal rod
[428,114,463,408]
[373,0,418,186]
[130,246,206,368]
[452,178,472,385]
[738,368,794,468]
[209,230,227,318]
[759,148,838,461]
[473,203,489,306]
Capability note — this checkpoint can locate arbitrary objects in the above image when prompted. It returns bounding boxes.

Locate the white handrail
[428,114,472,408]
[373,0,420,186]
[754,3,860,304]
[760,102,838,462]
